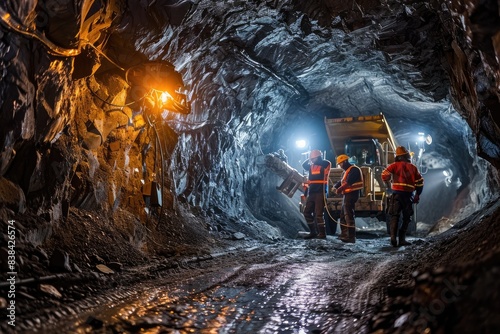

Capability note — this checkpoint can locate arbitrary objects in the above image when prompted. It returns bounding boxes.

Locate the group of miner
[301,146,423,247]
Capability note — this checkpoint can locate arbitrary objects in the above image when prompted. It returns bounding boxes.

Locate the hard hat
[395,146,409,156]
[336,154,349,165]
[310,149,323,159]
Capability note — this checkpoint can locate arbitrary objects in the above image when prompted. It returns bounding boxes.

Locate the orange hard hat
[310,149,322,159]
[336,154,349,165]
[396,146,409,156]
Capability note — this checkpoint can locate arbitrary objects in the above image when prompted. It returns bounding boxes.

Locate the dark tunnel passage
[1,1,500,333]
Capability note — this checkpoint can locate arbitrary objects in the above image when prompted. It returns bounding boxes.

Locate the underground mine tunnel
[1,1,500,333]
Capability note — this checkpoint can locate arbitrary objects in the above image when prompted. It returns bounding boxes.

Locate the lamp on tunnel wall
[415,132,432,175]
[443,169,453,187]
[295,139,309,173]
[295,139,307,149]
[124,61,191,225]
[125,61,191,115]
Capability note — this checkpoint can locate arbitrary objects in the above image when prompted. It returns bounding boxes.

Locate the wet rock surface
[3,236,400,333]
[1,199,499,333]
[1,0,499,237]
[1,1,500,333]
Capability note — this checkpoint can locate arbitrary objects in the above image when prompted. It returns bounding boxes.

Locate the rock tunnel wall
[0,1,499,245]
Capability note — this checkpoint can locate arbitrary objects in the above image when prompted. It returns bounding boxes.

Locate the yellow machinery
[324,113,398,226]
[266,113,398,233]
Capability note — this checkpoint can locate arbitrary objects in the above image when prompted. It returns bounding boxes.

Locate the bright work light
[126,61,190,114]
[295,139,307,148]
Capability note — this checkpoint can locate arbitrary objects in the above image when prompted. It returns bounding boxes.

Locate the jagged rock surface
[0,1,500,332]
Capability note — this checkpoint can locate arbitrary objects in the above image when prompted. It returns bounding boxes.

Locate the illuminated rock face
[0,1,499,233]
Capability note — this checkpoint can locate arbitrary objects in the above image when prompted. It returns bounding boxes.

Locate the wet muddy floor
[16,233,408,333]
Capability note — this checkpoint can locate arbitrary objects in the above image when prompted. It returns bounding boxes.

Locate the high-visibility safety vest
[340,165,364,193]
[382,161,424,193]
[306,160,331,193]
[308,165,329,184]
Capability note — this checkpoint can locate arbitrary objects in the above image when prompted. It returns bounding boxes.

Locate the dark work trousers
[389,192,414,232]
[338,191,359,241]
[303,192,326,226]
[340,191,359,226]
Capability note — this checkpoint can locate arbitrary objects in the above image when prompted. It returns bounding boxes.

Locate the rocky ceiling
[0,0,499,235]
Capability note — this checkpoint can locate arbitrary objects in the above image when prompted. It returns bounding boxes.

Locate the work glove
[413,194,420,204]
[335,185,346,195]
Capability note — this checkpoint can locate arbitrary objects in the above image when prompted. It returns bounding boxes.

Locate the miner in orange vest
[333,154,364,243]
[382,146,424,247]
[301,149,331,239]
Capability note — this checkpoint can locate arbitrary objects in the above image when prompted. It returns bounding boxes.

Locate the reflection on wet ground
[26,235,414,333]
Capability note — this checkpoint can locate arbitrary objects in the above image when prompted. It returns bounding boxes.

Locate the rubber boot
[346,227,356,243]
[338,223,349,241]
[390,219,398,247]
[317,223,327,239]
[304,223,318,239]
[398,220,411,246]
[342,218,356,243]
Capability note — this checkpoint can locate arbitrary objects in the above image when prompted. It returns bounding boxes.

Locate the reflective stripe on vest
[383,162,424,193]
[391,182,416,192]
[311,165,322,175]
[342,165,363,193]
[308,164,329,184]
